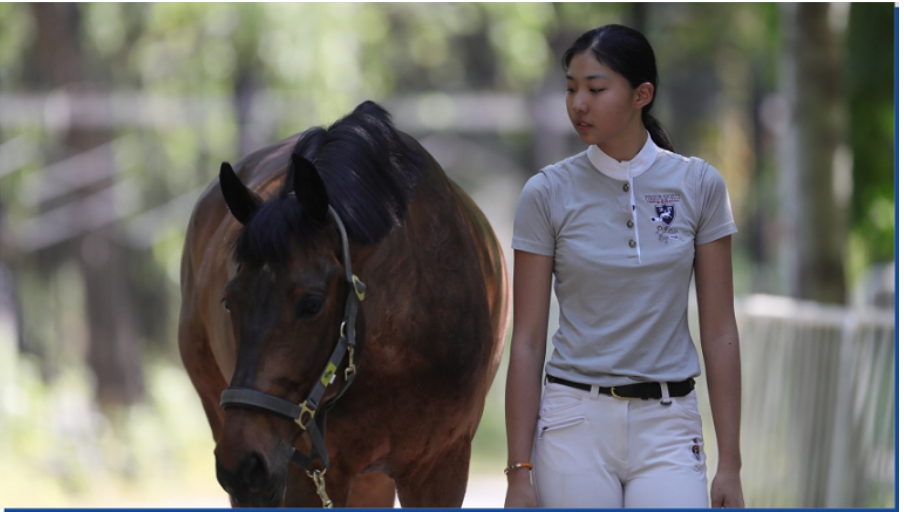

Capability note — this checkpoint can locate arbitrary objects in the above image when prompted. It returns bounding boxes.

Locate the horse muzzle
[215,410,297,507]
[216,448,289,507]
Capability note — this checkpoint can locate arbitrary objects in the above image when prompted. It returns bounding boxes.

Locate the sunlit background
[0,2,896,508]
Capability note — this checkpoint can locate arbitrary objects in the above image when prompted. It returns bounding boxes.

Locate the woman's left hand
[710,468,744,508]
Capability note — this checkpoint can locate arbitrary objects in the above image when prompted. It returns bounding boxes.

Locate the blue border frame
[894,4,900,511]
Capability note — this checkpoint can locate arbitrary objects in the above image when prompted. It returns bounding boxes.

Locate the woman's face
[565,51,649,155]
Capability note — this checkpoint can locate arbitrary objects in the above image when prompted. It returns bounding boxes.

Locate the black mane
[234,101,425,265]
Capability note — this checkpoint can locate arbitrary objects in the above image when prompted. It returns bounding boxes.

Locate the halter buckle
[295,400,317,430]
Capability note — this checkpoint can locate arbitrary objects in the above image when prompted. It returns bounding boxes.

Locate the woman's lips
[575,121,593,132]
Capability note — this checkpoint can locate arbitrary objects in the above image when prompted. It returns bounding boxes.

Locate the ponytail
[642,111,673,152]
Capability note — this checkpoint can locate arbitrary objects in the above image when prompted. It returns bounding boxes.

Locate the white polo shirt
[512,134,737,386]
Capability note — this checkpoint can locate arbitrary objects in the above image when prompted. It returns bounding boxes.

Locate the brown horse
[178,101,509,507]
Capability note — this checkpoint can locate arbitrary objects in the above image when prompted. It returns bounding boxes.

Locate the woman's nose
[570,93,588,114]
[571,99,587,114]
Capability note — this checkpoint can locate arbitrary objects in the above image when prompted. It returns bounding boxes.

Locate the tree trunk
[776,4,847,508]
[777,3,847,305]
[30,3,144,407]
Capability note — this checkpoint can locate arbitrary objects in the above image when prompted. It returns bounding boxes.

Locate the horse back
[383,133,509,399]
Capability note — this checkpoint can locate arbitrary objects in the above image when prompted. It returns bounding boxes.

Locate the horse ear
[291,154,329,223]
[219,162,261,225]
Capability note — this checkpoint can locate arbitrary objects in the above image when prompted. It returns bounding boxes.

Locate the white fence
[691,294,896,508]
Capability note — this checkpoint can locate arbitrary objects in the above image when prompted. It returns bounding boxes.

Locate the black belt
[546,375,695,400]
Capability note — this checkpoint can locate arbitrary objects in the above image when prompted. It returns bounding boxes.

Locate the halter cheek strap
[219,206,364,508]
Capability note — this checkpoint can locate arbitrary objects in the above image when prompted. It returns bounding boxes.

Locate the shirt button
[629,239,637,248]
[623,183,630,192]
[627,220,634,228]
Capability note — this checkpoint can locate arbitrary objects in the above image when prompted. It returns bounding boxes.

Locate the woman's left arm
[694,235,745,508]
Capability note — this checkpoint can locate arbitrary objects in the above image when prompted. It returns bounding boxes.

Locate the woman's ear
[634,82,654,109]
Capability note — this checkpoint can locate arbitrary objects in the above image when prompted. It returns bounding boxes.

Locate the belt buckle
[610,386,631,400]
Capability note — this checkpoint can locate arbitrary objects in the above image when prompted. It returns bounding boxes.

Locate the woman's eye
[295,296,323,318]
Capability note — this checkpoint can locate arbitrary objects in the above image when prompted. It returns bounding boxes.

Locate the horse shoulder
[447,180,511,389]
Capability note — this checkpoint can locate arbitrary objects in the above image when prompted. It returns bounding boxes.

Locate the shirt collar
[587,132,659,181]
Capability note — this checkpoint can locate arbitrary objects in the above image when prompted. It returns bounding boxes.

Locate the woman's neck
[596,123,648,163]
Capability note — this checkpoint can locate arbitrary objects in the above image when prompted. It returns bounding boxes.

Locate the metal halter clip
[307,469,333,508]
[345,347,356,380]
[295,400,317,430]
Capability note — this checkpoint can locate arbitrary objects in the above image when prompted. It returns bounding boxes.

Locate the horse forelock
[291,103,424,240]
[232,196,324,266]
[232,102,425,266]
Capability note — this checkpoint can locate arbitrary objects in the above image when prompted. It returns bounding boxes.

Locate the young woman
[504,25,744,508]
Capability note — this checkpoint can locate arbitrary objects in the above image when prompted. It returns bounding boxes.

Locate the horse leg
[347,472,396,507]
[395,436,472,507]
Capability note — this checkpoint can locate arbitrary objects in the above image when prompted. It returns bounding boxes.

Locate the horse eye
[221,297,231,312]
[295,296,323,319]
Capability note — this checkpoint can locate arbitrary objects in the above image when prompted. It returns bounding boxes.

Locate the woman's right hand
[504,471,538,508]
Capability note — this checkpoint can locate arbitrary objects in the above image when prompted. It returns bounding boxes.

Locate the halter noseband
[219,205,365,508]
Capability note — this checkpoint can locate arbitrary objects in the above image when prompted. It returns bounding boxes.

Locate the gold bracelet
[504,462,533,474]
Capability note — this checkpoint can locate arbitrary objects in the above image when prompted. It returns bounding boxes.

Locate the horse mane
[234,101,426,265]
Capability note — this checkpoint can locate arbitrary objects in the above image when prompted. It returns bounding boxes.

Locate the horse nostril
[240,450,270,493]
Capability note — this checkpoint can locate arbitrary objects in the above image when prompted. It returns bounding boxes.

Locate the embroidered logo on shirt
[644,193,681,205]
[656,226,682,243]
[646,194,682,243]
[651,205,676,225]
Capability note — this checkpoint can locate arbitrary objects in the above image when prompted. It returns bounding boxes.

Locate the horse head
[214,154,356,507]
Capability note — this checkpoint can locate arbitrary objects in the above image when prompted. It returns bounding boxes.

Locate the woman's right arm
[504,249,554,508]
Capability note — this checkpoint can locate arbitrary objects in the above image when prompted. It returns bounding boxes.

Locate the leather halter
[219,205,365,507]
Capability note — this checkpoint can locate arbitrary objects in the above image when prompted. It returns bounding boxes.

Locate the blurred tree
[27,3,145,407]
[777,3,846,305]
[777,5,847,506]
[846,3,895,270]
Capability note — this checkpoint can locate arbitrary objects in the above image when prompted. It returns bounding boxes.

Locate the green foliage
[846,3,895,265]
[0,3,34,88]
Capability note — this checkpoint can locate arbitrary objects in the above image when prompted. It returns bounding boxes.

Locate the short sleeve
[512,172,556,256]
[695,163,738,246]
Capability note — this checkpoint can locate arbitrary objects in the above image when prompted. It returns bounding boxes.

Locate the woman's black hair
[561,25,674,152]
